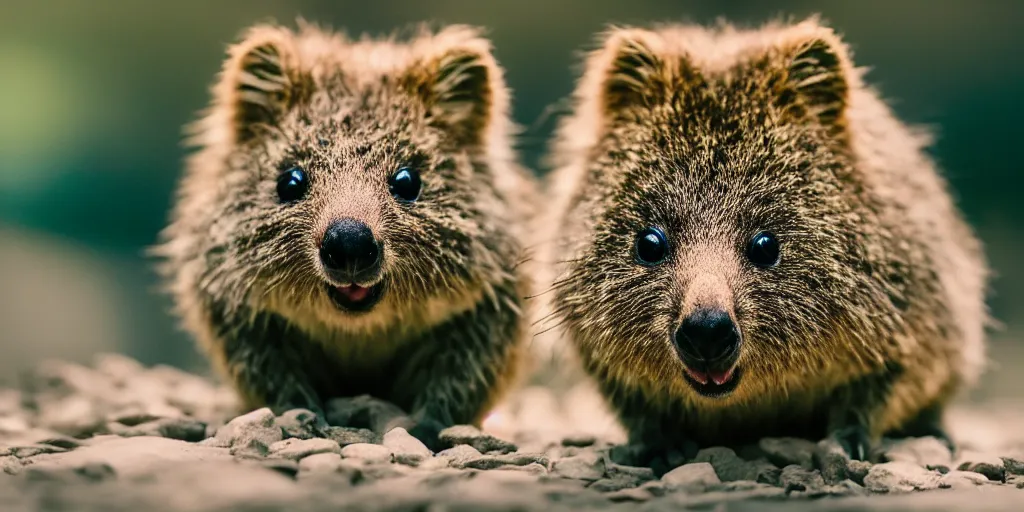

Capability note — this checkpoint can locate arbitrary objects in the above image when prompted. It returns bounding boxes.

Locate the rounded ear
[402,26,508,149]
[577,27,702,126]
[214,25,310,144]
[773,22,856,134]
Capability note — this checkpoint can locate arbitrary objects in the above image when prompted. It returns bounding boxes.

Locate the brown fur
[154,21,536,444]
[538,17,988,460]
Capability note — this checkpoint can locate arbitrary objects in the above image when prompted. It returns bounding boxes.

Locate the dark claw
[831,425,872,461]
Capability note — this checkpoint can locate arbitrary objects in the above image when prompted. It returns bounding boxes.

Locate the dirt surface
[1,354,1022,511]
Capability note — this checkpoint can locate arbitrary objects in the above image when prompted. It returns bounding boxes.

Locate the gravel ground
[1,354,1022,511]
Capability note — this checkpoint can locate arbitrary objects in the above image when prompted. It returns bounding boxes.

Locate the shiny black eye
[389,167,422,202]
[634,227,669,266]
[276,167,308,203]
[747,231,780,267]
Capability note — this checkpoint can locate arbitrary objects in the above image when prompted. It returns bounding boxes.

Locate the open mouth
[683,364,742,399]
[325,282,384,313]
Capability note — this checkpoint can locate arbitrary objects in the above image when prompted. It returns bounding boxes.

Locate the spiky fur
[538,17,988,458]
[154,21,536,442]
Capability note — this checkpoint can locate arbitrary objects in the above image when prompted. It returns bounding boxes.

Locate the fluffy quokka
[155,22,536,449]
[538,17,988,470]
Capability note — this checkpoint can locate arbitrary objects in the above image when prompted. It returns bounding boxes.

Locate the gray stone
[863,461,941,493]
[322,426,379,447]
[605,486,653,503]
[692,447,780,485]
[706,480,776,493]
[1003,456,1024,475]
[759,437,817,469]
[108,417,207,442]
[269,438,341,460]
[459,452,549,470]
[813,437,850,484]
[939,470,991,489]
[552,451,605,481]
[217,408,282,459]
[215,408,279,445]
[275,408,322,440]
[605,461,656,484]
[340,443,392,464]
[26,436,233,478]
[661,462,721,488]
[779,465,826,493]
[883,436,953,467]
[36,395,105,437]
[496,462,548,475]
[438,425,517,454]
[23,462,117,483]
[353,460,413,481]
[383,427,432,465]
[847,459,872,485]
[588,477,637,493]
[808,479,870,498]
[1,456,22,475]
[435,444,483,467]
[298,452,344,473]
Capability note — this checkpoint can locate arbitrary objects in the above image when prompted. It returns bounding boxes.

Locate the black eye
[634,227,669,266]
[747,231,780,267]
[389,167,422,202]
[276,167,308,203]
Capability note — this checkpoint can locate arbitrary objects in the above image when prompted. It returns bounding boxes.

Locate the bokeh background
[1,1,1021,404]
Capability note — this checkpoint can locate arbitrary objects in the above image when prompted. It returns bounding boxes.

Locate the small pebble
[322,426,379,447]
[383,427,432,465]
[863,462,941,493]
[438,425,517,454]
[269,438,341,461]
[340,443,392,464]
[662,462,721,488]
[275,409,322,440]
[939,470,991,489]
[298,452,344,473]
[552,451,605,481]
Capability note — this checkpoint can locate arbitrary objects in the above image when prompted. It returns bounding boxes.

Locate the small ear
[405,29,503,147]
[599,30,669,116]
[777,27,853,131]
[216,26,308,144]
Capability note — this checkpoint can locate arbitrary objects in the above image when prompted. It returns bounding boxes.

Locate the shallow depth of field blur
[1,1,1021,405]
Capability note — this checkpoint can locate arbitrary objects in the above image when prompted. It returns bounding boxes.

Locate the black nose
[673,308,741,364]
[319,218,382,280]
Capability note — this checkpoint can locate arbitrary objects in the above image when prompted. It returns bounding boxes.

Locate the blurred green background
[1,1,1021,401]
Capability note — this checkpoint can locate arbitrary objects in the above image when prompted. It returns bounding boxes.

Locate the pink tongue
[710,367,735,386]
[338,285,369,301]
[687,367,735,386]
[685,369,709,385]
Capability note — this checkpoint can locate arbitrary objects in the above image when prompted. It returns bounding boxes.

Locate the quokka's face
[189,24,516,332]
[555,23,886,403]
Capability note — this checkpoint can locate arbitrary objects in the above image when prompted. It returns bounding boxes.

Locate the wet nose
[319,218,382,279]
[673,308,741,364]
